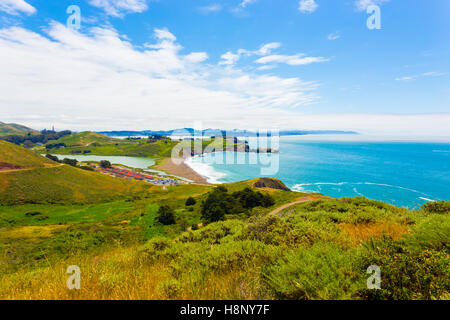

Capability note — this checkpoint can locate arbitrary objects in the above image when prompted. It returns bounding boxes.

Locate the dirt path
[268,196,331,215]
[0,163,64,173]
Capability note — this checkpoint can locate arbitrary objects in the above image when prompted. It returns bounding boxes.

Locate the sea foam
[185,156,227,184]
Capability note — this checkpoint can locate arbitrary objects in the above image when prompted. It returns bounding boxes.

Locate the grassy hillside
[45,131,178,157]
[0,140,447,300]
[45,132,249,158]
[0,194,447,300]
[46,131,117,146]
[0,141,151,205]
[0,140,53,168]
[0,121,38,137]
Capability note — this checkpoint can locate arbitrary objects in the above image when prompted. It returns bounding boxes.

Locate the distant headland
[97,128,358,137]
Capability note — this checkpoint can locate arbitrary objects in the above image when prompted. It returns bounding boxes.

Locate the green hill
[0,140,53,168]
[0,122,38,137]
[46,131,117,147]
[46,131,178,157]
[0,141,150,205]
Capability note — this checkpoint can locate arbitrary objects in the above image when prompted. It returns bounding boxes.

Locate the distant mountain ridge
[98,128,358,137]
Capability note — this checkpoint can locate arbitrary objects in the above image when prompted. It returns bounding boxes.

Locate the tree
[100,160,111,168]
[23,140,34,148]
[201,187,233,223]
[45,154,60,163]
[157,205,176,225]
[185,197,196,206]
[62,158,77,167]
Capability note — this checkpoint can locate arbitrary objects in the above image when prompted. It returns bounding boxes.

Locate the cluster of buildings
[90,165,182,186]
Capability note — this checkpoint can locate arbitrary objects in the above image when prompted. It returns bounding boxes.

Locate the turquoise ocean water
[187,136,450,208]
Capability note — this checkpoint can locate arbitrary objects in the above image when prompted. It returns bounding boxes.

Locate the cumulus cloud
[219,51,241,66]
[0,23,447,136]
[0,23,320,131]
[218,42,326,68]
[88,0,149,17]
[298,0,318,14]
[0,0,36,15]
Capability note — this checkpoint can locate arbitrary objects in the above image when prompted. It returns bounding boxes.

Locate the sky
[0,0,449,136]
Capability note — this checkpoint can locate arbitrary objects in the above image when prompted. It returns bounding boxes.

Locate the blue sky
[0,0,449,136]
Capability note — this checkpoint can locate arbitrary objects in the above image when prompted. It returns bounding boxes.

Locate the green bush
[263,243,362,300]
[157,205,176,225]
[99,160,111,168]
[356,236,449,300]
[201,187,275,223]
[422,201,450,215]
[185,197,196,206]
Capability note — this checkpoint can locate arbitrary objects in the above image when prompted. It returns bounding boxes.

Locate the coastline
[153,157,210,185]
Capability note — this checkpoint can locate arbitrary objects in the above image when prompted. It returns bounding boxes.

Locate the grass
[0,122,38,137]
[45,131,178,158]
[0,140,53,167]
[46,132,250,159]
[0,194,447,300]
[0,164,152,205]
[0,141,448,300]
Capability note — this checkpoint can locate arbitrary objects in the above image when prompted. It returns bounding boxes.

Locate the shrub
[201,187,275,223]
[45,154,60,162]
[356,236,449,300]
[99,160,112,169]
[185,197,196,206]
[422,201,450,215]
[25,211,42,217]
[263,243,362,300]
[62,158,78,167]
[157,205,176,225]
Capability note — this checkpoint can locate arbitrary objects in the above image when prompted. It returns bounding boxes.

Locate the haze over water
[187,136,450,208]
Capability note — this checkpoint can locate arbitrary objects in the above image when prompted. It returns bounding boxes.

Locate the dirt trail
[268,196,331,215]
[0,163,64,173]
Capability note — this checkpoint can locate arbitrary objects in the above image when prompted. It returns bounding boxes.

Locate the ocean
[186,136,450,208]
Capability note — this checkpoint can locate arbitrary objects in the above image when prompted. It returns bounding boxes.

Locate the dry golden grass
[0,225,68,240]
[340,221,409,245]
[0,246,266,300]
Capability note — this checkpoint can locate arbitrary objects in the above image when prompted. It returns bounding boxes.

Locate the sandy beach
[153,158,209,184]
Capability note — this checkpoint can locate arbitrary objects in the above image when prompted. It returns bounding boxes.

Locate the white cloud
[185,52,209,63]
[0,23,320,131]
[395,72,445,82]
[240,0,257,8]
[327,32,341,40]
[0,0,36,15]
[0,23,447,136]
[219,42,327,68]
[219,51,241,65]
[198,4,223,14]
[88,0,149,17]
[355,0,389,11]
[255,42,282,55]
[255,54,329,66]
[298,0,318,14]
